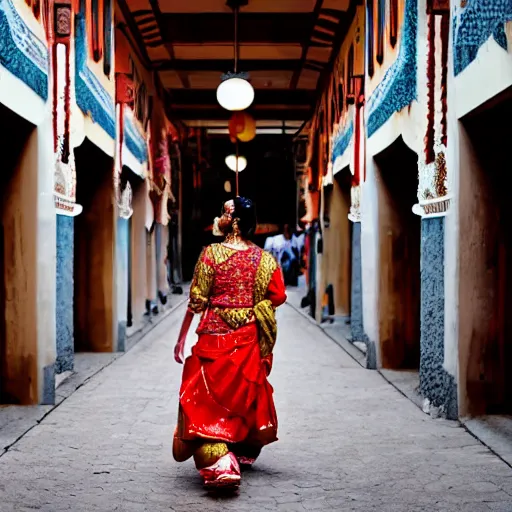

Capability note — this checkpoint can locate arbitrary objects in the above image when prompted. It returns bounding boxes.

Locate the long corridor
[0,305,511,512]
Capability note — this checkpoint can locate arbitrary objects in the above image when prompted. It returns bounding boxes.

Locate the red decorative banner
[116,73,134,105]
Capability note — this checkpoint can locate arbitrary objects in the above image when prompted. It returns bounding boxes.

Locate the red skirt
[178,323,278,446]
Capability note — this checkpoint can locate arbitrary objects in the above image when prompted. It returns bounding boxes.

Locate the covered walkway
[0,305,511,511]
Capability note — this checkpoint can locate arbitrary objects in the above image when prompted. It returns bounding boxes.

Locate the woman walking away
[172,197,287,490]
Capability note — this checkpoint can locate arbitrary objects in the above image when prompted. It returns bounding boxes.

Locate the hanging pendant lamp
[216,0,254,111]
[225,154,247,172]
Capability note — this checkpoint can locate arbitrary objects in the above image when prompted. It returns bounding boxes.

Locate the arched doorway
[74,139,115,353]
[0,104,38,403]
[459,87,512,416]
[374,136,421,369]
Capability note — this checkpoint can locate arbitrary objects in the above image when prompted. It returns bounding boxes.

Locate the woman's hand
[175,309,194,364]
[174,339,185,364]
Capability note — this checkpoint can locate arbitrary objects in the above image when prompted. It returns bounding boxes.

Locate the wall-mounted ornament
[367,0,375,77]
[390,0,399,46]
[348,185,361,223]
[118,181,133,219]
[376,0,386,64]
[115,72,134,104]
[54,158,83,216]
[51,3,83,216]
[54,3,71,37]
[91,0,102,62]
[113,103,133,220]
[414,142,451,217]
[415,0,450,218]
[103,0,113,76]
[430,0,450,13]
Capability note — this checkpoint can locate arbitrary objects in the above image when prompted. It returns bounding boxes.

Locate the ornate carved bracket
[50,1,83,216]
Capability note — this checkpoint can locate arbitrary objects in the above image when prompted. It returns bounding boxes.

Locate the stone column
[413,0,457,419]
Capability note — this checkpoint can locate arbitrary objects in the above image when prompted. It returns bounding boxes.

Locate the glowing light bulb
[217,78,255,111]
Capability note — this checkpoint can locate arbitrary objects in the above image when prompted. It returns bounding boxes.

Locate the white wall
[361,158,380,353]
[36,114,57,402]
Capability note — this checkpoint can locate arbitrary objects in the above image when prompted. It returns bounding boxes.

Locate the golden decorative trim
[194,442,229,469]
[214,307,254,330]
[254,299,277,357]
[209,243,237,265]
[254,252,279,357]
[189,248,215,313]
[254,252,277,304]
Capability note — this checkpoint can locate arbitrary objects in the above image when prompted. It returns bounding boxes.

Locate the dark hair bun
[234,196,257,239]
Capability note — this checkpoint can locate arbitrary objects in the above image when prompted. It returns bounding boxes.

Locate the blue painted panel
[56,215,74,374]
[75,13,115,139]
[0,0,48,100]
[453,0,512,76]
[332,122,354,163]
[124,111,147,165]
[116,218,129,351]
[350,222,364,342]
[366,0,417,138]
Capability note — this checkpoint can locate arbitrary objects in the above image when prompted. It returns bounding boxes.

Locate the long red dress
[176,243,286,454]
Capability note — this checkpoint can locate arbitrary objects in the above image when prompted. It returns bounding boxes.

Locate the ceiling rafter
[148,0,191,88]
[312,29,336,42]
[319,8,345,19]
[130,3,164,50]
[116,0,152,68]
[290,0,324,91]
[154,59,301,72]
[119,0,356,124]
[169,108,311,121]
[314,0,361,112]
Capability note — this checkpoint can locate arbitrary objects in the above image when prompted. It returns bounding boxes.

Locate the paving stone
[0,305,511,511]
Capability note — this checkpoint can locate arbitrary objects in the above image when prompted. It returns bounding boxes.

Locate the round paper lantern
[217,77,255,111]
[229,112,244,138]
[228,112,256,143]
[225,155,247,172]
[237,114,256,142]
[228,113,242,142]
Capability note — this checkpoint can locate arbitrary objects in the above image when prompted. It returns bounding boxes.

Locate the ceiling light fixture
[216,0,254,111]
[225,154,247,172]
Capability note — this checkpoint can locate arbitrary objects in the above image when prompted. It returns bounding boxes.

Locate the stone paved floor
[1,305,512,511]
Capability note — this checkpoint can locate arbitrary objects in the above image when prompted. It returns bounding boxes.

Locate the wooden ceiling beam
[170,108,312,121]
[154,59,304,72]
[147,0,190,89]
[290,0,325,90]
[157,12,312,44]
[116,0,152,67]
[314,0,360,105]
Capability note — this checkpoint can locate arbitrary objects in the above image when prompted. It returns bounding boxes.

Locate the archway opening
[74,139,115,352]
[0,104,37,403]
[320,167,352,321]
[459,87,512,415]
[125,168,145,333]
[374,136,421,369]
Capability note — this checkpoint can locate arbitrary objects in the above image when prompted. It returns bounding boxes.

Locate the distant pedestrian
[266,224,300,286]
